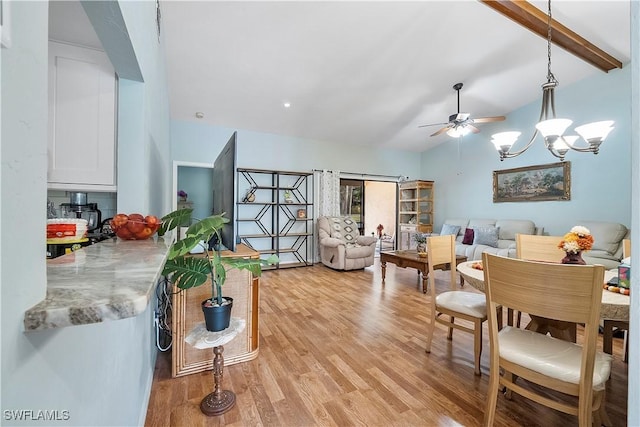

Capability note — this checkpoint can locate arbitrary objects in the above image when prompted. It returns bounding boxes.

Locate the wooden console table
[380,250,467,292]
[172,244,260,377]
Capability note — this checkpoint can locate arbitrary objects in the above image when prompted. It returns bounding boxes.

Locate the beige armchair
[317,216,377,270]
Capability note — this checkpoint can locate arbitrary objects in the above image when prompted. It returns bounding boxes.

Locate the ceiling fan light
[575,120,614,144]
[447,127,469,138]
[535,118,572,137]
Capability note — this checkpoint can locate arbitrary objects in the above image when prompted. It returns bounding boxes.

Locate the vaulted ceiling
[160,1,629,153]
[50,1,631,153]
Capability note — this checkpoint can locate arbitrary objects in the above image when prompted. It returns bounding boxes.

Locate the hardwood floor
[145,259,628,426]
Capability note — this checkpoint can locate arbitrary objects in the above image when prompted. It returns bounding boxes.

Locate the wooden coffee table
[380,250,467,293]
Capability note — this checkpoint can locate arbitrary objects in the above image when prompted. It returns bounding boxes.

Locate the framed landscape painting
[493,161,570,203]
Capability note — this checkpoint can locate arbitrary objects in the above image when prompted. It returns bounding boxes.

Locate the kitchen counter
[24,235,173,331]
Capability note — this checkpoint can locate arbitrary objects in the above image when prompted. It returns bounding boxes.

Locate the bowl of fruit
[110,213,161,240]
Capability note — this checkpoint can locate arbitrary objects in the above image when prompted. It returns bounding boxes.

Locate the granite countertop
[24,235,173,331]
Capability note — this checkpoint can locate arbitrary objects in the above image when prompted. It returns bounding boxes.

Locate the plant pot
[201,297,233,332]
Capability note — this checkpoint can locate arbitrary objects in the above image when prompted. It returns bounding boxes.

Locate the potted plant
[414,233,428,255]
[159,208,278,332]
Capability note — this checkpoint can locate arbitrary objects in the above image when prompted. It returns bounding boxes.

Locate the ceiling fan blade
[472,116,506,124]
[418,122,448,128]
[468,124,481,134]
[430,126,451,137]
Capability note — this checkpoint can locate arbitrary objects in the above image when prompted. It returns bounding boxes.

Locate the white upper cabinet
[48,41,117,191]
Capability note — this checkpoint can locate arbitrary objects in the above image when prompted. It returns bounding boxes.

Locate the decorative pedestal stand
[184,318,246,416]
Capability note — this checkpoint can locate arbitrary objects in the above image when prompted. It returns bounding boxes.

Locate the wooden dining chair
[623,238,631,259]
[603,238,630,362]
[482,253,612,427]
[514,233,569,333]
[515,233,566,263]
[425,234,494,376]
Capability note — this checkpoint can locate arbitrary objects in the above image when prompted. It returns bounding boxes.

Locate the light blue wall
[421,67,631,236]
[171,122,422,180]
[1,2,171,426]
[627,3,639,423]
[117,1,172,218]
[177,166,215,220]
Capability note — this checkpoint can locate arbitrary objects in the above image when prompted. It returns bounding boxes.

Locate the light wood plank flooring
[145,259,628,426]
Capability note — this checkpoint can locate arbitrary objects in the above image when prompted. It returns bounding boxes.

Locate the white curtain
[318,169,341,217]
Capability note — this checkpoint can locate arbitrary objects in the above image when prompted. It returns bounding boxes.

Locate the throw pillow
[473,226,500,248]
[462,228,475,245]
[330,217,360,242]
[440,223,461,237]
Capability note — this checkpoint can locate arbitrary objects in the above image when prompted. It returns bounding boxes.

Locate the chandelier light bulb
[535,118,573,138]
[491,131,521,152]
[558,135,577,150]
[575,120,614,143]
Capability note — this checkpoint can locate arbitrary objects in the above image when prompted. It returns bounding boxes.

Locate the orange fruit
[112,213,129,228]
[127,213,145,233]
[136,227,154,239]
[145,215,160,226]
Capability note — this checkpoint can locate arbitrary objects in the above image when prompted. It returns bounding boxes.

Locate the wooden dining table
[456,260,630,342]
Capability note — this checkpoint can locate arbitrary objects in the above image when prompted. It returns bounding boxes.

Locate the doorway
[339,179,397,241]
[172,161,214,223]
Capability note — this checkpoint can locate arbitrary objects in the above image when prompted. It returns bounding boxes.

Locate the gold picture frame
[493,161,570,203]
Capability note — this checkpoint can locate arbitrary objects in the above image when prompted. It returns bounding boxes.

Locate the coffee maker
[59,192,102,232]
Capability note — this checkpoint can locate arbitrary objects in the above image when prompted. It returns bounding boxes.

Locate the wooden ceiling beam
[480,0,623,72]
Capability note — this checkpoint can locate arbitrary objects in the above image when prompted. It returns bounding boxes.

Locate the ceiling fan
[419,83,506,137]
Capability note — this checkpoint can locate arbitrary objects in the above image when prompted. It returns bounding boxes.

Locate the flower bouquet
[558,226,594,264]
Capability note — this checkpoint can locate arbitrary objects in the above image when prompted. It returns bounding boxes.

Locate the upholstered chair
[317,216,377,270]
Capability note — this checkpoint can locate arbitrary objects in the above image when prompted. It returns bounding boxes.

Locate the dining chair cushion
[498,326,612,390]
[436,291,487,318]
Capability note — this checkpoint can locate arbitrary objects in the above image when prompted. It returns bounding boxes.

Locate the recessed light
[283,102,291,108]
[195,112,204,119]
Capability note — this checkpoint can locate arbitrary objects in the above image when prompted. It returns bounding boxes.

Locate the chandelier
[490,0,614,162]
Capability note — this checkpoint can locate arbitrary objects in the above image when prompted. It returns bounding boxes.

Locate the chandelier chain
[546,0,557,84]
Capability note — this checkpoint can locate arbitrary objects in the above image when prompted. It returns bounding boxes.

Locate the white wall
[421,66,631,236]
[171,122,423,180]
[1,2,172,426]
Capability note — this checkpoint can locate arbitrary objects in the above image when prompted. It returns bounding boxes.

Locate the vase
[561,251,586,265]
[417,242,427,254]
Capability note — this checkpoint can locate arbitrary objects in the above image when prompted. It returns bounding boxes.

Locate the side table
[184,318,246,416]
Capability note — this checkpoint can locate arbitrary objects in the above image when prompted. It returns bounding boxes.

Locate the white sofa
[437,218,629,269]
[577,220,629,270]
[438,218,541,260]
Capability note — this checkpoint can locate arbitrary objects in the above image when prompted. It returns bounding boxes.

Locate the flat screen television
[211,132,237,252]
